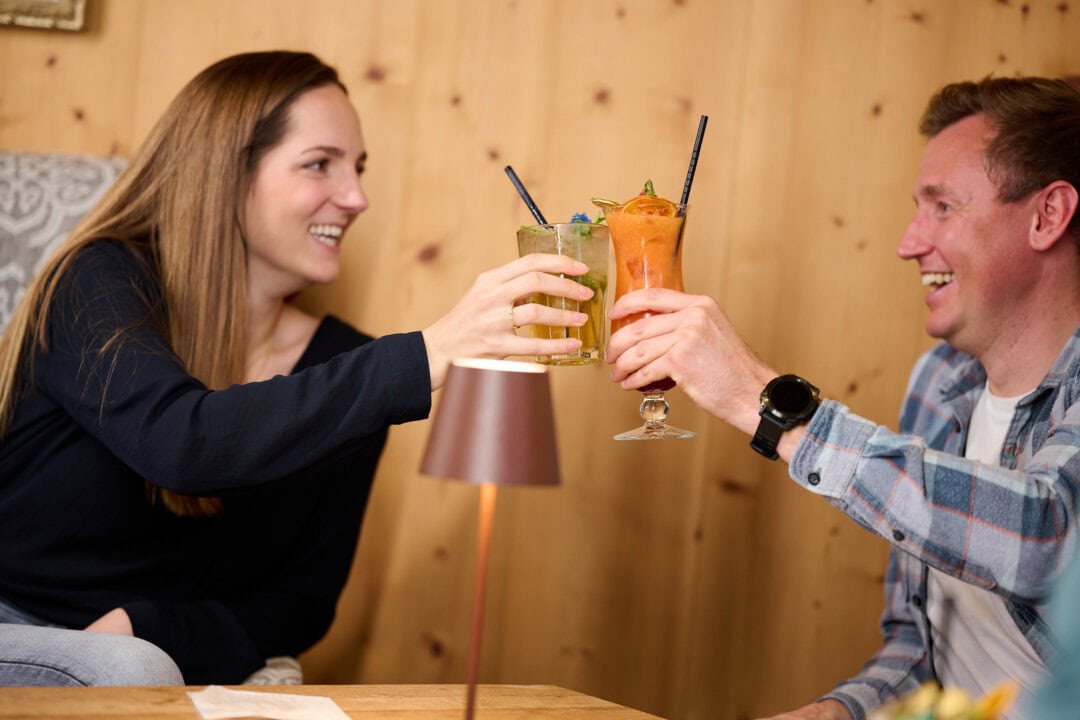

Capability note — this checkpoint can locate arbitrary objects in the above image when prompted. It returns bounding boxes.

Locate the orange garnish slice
[621,193,680,216]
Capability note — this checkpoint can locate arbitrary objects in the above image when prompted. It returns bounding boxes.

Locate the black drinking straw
[504,165,548,225]
[680,115,709,206]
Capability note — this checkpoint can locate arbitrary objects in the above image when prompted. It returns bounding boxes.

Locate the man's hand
[605,288,775,436]
[84,607,134,635]
[757,699,853,720]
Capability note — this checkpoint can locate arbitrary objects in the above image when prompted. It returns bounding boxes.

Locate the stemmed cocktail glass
[601,114,707,440]
[602,191,693,440]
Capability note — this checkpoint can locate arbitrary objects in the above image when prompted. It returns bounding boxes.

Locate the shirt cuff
[789,399,879,499]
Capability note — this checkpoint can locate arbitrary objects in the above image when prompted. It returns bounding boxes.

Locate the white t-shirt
[926,385,1047,718]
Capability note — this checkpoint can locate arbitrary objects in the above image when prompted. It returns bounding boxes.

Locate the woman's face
[242,84,368,299]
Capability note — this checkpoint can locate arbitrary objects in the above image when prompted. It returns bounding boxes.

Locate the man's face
[897,114,1039,359]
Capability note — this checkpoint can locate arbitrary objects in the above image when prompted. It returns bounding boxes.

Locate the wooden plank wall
[3,1,1079,717]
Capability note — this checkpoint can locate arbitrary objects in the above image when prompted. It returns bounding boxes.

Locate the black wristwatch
[750,374,820,460]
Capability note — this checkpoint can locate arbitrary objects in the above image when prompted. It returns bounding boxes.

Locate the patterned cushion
[0,151,126,331]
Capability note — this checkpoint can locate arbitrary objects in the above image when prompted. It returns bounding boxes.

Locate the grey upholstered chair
[0,150,126,333]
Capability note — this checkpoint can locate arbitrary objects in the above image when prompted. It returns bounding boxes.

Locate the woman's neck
[244,298,319,383]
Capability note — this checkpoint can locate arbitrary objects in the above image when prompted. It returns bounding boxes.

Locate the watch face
[769,377,816,416]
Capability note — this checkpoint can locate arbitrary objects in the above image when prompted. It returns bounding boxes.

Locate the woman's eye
[306,158,330,171]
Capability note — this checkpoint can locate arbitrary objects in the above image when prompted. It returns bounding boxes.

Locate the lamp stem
[465,482,497,720]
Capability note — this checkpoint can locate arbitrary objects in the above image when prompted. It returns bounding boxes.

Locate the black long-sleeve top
[0,240,432,682]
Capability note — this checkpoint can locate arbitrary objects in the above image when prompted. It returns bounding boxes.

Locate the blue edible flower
[570,212,592,224]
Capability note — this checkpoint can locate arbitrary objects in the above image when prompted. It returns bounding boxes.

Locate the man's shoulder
[899,343,982,433]
[908,342,980,390]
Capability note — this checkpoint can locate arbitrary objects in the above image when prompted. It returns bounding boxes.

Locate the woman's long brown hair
[0,51,345,516]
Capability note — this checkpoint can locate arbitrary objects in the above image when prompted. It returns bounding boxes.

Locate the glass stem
[639,391,670,428]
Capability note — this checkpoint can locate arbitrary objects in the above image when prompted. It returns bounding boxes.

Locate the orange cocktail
[603,187,687,393]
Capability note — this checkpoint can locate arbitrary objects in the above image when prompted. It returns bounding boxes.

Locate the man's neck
[981,311,1079,396]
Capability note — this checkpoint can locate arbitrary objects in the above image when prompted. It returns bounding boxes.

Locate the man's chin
[925,319,960,347]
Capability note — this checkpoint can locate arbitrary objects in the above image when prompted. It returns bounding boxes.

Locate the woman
[0,51,591,685]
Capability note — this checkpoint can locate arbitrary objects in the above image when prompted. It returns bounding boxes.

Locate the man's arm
[607,288,1078,601]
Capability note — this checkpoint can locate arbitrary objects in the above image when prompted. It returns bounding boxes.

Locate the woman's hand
[422,253,594,389]
[84,607,134,635]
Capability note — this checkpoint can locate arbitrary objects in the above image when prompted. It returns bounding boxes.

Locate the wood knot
[717,479,749,496]
[417,243,441,264]
[593,87,611,105]
[365,64,387,82]
[422,632,445,658]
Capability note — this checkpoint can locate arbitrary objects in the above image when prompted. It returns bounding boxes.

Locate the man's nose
[897,215,932,259]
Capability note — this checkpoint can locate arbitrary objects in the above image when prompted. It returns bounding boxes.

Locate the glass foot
[614,391,695,441]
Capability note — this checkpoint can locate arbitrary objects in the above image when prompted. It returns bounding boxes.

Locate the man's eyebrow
[914,183,947,200]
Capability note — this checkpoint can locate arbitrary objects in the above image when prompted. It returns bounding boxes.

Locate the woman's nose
[337,175,368,214]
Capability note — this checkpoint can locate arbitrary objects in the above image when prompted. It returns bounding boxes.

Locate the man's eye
[937,202,951,213]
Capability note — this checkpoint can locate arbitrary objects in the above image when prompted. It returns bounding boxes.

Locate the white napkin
[187,685,351,720]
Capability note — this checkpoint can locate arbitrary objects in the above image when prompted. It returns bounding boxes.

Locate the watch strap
[750,412,787,461]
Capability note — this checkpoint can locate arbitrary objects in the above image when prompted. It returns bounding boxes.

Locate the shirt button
[893,529,905,542]
[808,472,821,486]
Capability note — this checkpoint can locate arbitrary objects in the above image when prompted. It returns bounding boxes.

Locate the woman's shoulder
[318,315,374,345]
[294,314,375,370]
[51,239,160,321]
[64,239,156,286]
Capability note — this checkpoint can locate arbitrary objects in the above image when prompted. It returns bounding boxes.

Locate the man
[606,77,1080,719]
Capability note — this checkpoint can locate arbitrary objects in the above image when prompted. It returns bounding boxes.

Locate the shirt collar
[936,323,1080,405]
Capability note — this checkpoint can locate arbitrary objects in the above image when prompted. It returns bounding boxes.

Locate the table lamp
[420,358,561,720]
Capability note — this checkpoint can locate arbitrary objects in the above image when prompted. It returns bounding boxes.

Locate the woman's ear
[1030,181,1079,252]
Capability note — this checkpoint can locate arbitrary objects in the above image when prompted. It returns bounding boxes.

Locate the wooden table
[0,683,665,719]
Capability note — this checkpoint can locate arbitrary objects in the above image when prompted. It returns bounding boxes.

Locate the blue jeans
[0,596,183,686]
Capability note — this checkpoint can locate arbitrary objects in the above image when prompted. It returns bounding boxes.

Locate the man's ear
[1030,180,1079,251]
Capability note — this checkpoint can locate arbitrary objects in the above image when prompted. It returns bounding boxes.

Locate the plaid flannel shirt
[788,327,1080,719]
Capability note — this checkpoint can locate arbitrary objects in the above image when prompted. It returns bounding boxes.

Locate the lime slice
[578,274,607,293]
[591,197,620,210]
